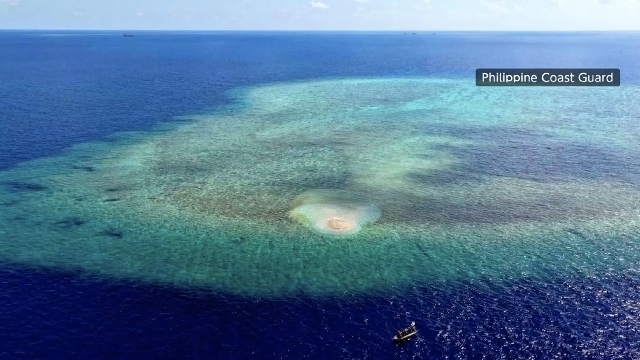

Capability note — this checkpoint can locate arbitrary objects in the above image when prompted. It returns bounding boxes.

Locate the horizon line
[2,29,640,32]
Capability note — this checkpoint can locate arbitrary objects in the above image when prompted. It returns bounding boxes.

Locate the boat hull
[392,330,417,342]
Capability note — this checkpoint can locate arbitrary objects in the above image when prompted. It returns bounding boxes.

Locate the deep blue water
[3,264,640,359]
[2,31,640,359]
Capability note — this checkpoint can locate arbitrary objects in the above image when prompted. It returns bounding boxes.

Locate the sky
[0,0,639,31]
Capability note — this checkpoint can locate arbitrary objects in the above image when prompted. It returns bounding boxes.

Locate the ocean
[1,31,640,359]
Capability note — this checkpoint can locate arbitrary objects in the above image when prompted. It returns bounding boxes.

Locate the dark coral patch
[71,165,96,172]
[4,181,48,192]
[98,228,123,238]
[55,217,86,230]
[566,228,587,240]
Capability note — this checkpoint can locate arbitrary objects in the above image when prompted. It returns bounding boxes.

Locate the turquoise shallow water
[1,77,640,298]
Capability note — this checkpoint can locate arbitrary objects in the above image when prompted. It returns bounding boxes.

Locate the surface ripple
[2,265,640,359]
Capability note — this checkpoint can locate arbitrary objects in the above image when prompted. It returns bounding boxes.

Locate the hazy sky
[1,0,639,31]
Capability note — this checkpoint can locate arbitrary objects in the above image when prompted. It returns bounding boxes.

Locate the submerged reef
[1,78,640,298]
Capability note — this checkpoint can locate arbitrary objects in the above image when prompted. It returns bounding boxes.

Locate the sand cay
[288,189,382,236]
[327,218,352,230]
[291,201,381,236]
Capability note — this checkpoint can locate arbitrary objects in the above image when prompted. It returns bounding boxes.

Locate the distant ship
[392,321,417,343]
[123,34,134,37]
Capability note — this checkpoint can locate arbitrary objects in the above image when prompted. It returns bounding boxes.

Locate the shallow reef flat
[1,77,640,298]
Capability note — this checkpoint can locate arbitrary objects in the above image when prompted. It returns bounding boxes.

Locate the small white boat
[393,321,417,342]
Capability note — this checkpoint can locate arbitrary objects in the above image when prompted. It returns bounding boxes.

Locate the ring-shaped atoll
[1,78,640,298]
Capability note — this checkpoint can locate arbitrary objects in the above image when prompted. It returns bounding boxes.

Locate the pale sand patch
[327,217,353,231]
